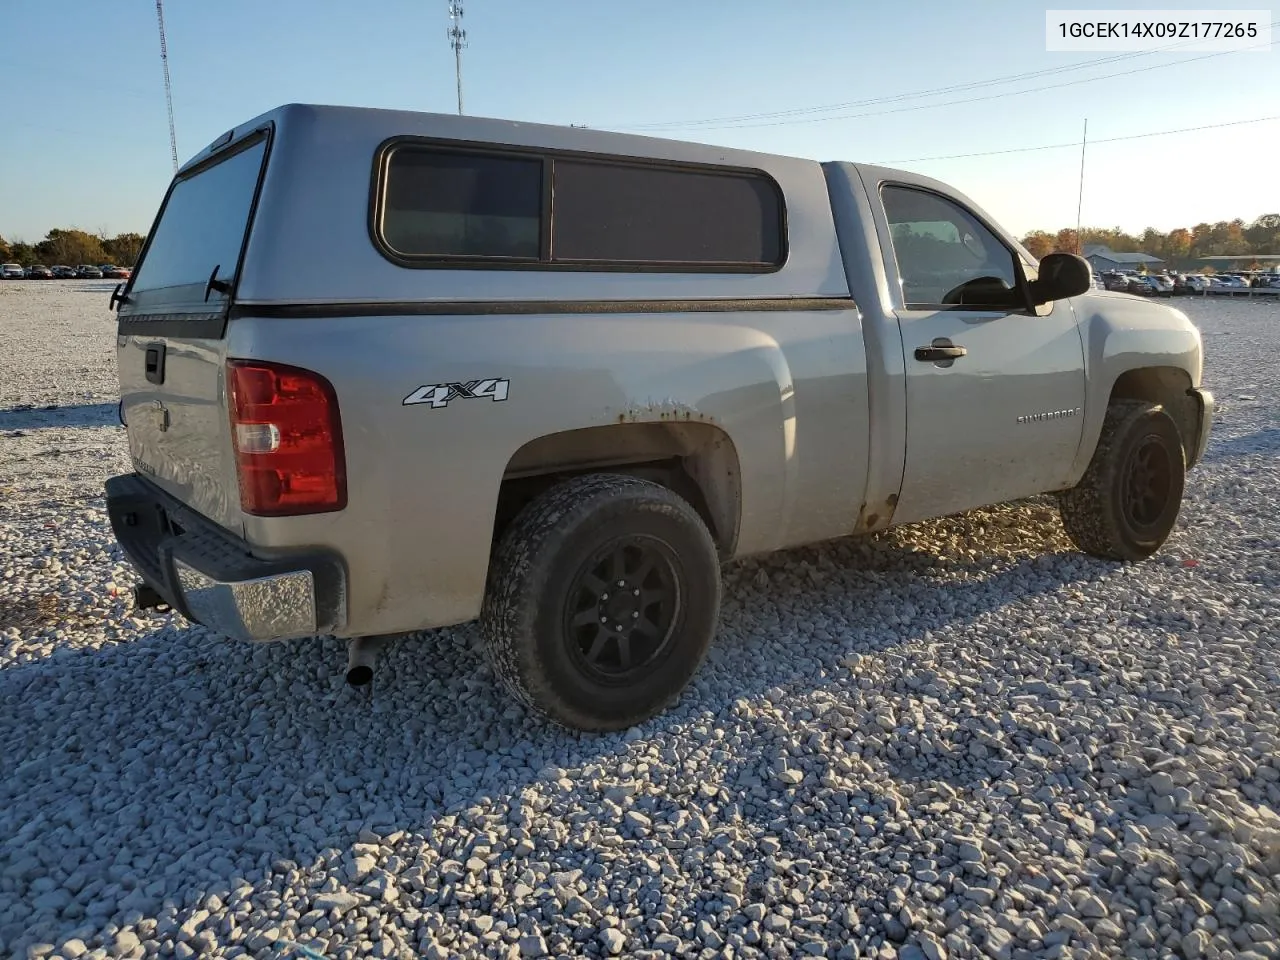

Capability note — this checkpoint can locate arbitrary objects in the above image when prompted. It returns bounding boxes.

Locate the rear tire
[480,473,721,732]
[1057,400,1186,561]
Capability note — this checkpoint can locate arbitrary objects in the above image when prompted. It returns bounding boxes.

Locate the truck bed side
[228,297,871,636]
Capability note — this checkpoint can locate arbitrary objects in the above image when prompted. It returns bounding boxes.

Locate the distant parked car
[25,264,54,279]
[1213,275,1247,289]
[51,265,77,279]
[76,264,103,279]
[1102,271,1130,292]
[1,263,24,279]
[1146,274,1174,296]
[1183,274,1212,293]
[101,264,128,279]
[1126,276,1156,295]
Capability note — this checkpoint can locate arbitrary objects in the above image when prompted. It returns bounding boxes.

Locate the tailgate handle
[144,343,166,385]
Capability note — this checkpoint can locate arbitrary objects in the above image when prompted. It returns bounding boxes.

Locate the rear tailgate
[116,131,271,533]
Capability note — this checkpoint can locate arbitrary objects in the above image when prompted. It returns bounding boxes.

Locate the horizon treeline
[5,214,1279,271]
[1021,214,1280,266]
[0,229,145,268]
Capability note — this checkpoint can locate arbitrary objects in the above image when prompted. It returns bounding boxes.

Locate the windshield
[128,135,268,307]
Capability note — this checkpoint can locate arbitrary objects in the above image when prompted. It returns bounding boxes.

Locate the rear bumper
[1188,387,1214,469]
[104,473,346,642]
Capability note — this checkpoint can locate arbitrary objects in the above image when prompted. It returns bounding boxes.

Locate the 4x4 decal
[403,378,510,408]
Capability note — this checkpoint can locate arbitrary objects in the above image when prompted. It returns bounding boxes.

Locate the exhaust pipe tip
[345,635,386,687]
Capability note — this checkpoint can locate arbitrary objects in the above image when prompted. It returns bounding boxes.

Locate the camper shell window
[373,139,786,273]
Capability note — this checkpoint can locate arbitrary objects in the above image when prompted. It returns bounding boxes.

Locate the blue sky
[2,0,1276,243]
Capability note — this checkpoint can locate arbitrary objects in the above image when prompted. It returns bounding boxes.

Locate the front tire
[1057,399,1186,561]
[481,474,721,732]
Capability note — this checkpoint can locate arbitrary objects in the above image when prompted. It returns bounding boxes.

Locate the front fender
[1068,291,1204,481]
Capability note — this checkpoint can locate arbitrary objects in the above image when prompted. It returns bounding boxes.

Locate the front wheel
[481,474,721,732]
[1057,399,1186,561]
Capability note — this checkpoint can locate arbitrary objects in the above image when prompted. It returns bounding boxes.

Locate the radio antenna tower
[155,0,178,173]
[447,1,467,115]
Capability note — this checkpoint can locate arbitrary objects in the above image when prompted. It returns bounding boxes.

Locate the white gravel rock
[598,927,627,955]
[312,892,359,914]
[1,286,1278,959]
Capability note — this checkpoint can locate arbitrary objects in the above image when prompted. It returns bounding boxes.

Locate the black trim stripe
[116,313,228,339]
[231,297,855,320]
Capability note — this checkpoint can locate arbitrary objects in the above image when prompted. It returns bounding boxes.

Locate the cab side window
[881,185,1023,310]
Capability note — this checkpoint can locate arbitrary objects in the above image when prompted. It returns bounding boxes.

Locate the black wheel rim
[1123,435,1173,530]
[562,536,681,685]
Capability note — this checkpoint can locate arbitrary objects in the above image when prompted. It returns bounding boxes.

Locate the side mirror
[1028,252,1092,305]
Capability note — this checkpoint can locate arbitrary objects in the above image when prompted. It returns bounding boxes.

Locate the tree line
[0,229,145,268]
[6,214,1279,272]
[1021,214,1280,268]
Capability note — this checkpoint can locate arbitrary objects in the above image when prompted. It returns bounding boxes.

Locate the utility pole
[155,0,178,173]
[1075,118,1087,255]
[447,1,467,115]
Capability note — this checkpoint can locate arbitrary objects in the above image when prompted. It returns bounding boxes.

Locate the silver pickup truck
[105,103,1213,731]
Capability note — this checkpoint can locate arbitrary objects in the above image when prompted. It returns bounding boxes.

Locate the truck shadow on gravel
[0,402,118,432]
[0,499,1176,946]
[1207,426,1280,460]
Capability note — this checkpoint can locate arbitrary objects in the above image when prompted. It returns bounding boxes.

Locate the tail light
[227,359,346,516]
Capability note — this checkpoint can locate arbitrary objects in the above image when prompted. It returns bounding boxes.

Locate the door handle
[914,341,968,363]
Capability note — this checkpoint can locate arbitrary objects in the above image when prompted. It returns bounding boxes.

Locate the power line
[869,114,1280,165]
[154,0,178,174]
[609,31,1278,133]
[15,110,1272,182]
[447,1,468,115]
[616,28,1271,131]
[628,37,1275,132]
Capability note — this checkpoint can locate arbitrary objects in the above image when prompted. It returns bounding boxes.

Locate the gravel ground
[1,280,1277,960]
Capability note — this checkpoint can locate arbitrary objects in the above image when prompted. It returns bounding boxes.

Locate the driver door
[877,183,1087,525]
